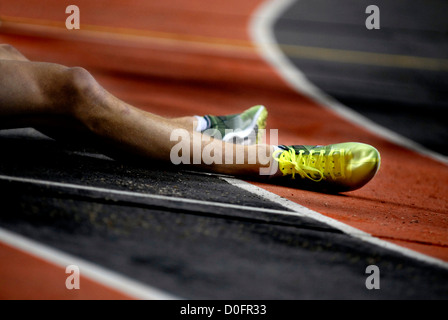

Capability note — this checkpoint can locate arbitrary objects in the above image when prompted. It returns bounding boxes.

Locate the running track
[0,0,447,299]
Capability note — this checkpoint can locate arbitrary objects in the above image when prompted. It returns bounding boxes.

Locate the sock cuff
[194,116,209,132]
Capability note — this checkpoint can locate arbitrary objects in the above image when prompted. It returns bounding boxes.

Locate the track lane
[1,0,447,259]
[0,240,135,300]
[0,0,447,299]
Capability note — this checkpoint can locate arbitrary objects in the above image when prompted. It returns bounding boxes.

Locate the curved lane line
[249,0,447,165]
[247,0,448,266]
[0,227,180,300]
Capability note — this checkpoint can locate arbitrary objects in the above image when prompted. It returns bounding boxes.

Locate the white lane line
[4,172,448,272]
[2,172,447,279]
[221,177,448,271]
[0,173,332,300]
[0,174,308,218]
[0,227,179,300]
[220,177,368,237]
[7,169,444,271]
[249,0,447,165]
[243,0,448,270]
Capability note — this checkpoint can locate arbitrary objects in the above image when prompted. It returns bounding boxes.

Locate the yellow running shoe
[272,142,381,192]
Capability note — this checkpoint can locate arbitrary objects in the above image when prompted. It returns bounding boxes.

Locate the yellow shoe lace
[273,147,347,182]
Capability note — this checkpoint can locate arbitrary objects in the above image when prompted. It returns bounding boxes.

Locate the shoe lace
[273,147,346,182]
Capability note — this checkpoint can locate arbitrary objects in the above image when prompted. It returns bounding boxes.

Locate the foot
[272,142,381,192]
[203,105,268,145]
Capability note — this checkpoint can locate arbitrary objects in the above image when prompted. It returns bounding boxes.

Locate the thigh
[0,53,87,135]
[0,58,74,118]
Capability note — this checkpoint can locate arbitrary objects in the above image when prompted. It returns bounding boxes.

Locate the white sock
[194,116,209,132]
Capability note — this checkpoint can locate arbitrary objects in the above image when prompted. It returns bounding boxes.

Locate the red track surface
[0,0,447,299]
[0,242,133,299]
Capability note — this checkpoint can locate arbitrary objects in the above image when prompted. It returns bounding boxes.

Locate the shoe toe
[347,143,381,191]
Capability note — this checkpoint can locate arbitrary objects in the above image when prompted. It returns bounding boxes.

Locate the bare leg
[0,44,29,61]
[170,116,198,130]
[0,45,382,192]
[0,45,273,176]
[69,70,273,175]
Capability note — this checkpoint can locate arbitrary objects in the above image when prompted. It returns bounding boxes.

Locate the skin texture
[0,44,274,177]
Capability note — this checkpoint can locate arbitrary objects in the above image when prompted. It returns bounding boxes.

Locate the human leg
[0,49,272,176]
[0,45,380,191]
[0,43,29,61]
